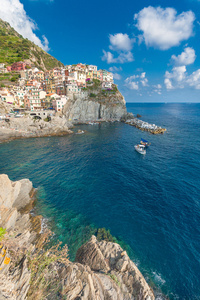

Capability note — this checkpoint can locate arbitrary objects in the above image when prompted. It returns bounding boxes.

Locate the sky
[0,0,200,102]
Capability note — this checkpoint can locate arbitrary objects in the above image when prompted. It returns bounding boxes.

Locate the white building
[102,81,112,89]
[39,91,46,100]
[88,65,97,72]
[0,63,7,74]
[15,90,26,106]
[103,71,113,82]
[66,84,83,99]
[28,87,41,111]
[52,95,68,112]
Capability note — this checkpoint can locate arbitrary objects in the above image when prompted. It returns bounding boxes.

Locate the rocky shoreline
[0,174,155,299]
[0,116,73,143]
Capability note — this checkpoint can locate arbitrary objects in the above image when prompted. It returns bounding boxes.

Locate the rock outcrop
[0,115,73,143]
[63,90,127,123]
[75,236,154,300]
[0,175,155,300]
[0,174,36,299]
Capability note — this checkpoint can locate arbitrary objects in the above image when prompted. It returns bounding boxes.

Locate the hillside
[0,19,64,70]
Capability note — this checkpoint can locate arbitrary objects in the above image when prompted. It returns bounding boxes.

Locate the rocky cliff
[0,175,154,300]
[63,89,127,123]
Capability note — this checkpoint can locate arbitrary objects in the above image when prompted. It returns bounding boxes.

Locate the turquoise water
[0,103,200,299]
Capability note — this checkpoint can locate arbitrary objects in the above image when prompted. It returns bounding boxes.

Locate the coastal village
[0,61,166,135]
[0,61,114,114]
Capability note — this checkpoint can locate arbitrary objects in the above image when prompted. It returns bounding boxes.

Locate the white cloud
[109,33,135,52]
[164,78,174,90]
[186,69,200,89]
[154,84,162,89]
[134,6,195,50]
[165,66,200,90]
[109,66,122,72]
[125,80,139,90]
[171,47,196,66]
[102,50,134,64]
[0,0,50,51]
[102,33,135,64]
[112,73,121,80]
[140,72,148,86]
[108,66,122,80]
[153,84,162,94]
[125,72,148,90]
[165,66,187,89]
[102,51,115,64]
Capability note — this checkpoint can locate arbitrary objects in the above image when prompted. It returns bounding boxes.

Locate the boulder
[75,236,155,300]
[0,174,33,210]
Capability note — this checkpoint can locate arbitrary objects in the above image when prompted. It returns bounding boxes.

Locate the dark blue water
[0,103,200,299]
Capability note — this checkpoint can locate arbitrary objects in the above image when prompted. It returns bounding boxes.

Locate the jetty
[125,117,166,134]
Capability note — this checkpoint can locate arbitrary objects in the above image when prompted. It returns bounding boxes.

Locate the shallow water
[0,103,200,299]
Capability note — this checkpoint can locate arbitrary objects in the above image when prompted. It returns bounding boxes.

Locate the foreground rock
[75,236,155,300]
[0,116,73,143]
[0,174,155,300]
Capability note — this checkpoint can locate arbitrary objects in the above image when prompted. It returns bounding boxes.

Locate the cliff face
[63,90,127,123]
[0,175,154,300]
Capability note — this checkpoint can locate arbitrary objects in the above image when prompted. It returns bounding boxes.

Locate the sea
[0,103,200,299]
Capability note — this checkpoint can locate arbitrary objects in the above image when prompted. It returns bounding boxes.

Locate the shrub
[10,76,17,82]
[27,232,69,299]
[96,228,116,243]
[89,93,96,97]
[109,274,121,287]
[93,79,101,86]
[0,227,6,241]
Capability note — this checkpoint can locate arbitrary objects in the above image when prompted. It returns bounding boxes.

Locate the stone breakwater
[0,174,155,300]
[123,117,166,134]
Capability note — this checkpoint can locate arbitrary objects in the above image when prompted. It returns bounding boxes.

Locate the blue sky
[1,0,200,102]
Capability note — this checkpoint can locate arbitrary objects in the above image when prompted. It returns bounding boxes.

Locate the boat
[140,138,151,147]
[134,144,146,155]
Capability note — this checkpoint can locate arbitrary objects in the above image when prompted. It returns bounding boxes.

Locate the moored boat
[134,144,146,155]
[140,138,151,147]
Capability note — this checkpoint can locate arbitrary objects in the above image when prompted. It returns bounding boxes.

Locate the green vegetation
[113,85,117,92]
[27,234,69,300]
[95,228,117,243]
[93,79,101,87]
[10,74,20,82]
[108,273,121,287]
[0,71,20,83]
[89,93,96,97]
[0,227,6,241]
[0,19,64,70]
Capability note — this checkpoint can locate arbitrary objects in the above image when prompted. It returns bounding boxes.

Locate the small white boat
[134,144,146,155]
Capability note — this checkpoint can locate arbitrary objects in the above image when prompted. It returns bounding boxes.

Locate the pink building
[24,96,30,110]
[11,62,26,71]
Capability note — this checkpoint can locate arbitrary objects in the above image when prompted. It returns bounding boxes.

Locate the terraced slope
[0,19,63,70]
